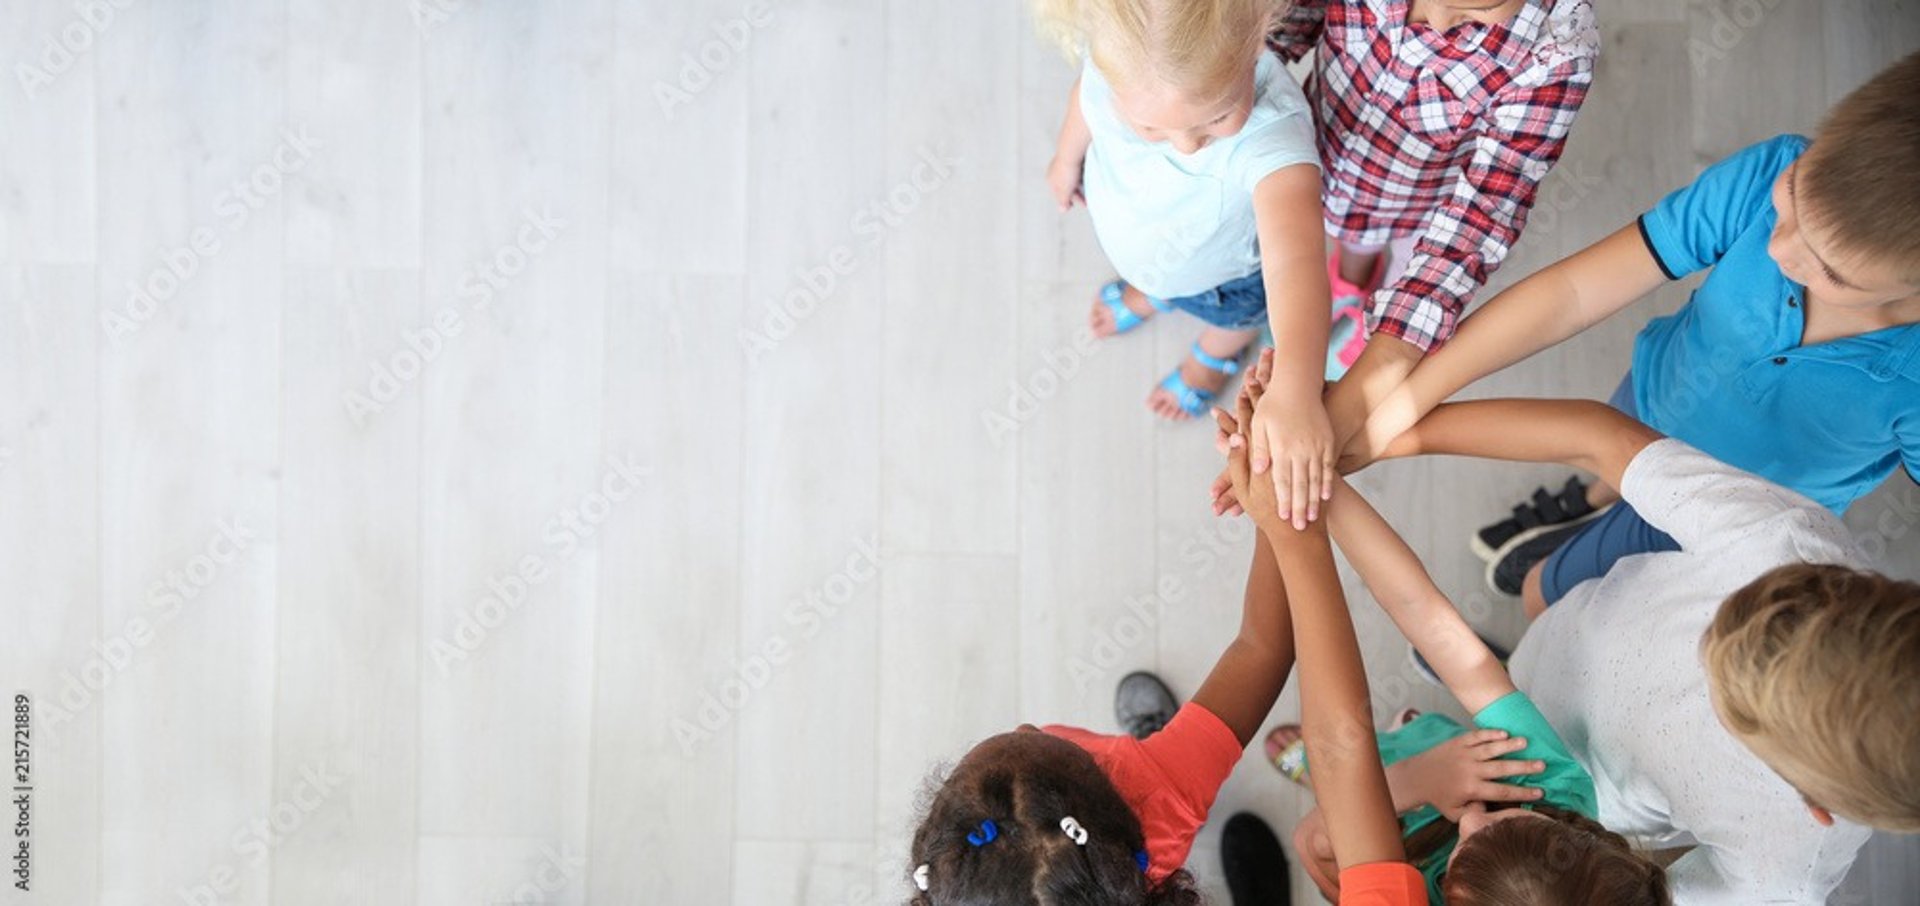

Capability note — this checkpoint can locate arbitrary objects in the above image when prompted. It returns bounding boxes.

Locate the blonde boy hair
[1033,0,1283,97]
[1800,49,1920,282]
[1702,563,1920,831]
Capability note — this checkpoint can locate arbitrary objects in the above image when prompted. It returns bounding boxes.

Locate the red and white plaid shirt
[1269,0,1598,352]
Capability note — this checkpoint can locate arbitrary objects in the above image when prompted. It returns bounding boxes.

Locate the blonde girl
[1040,0,1335,529]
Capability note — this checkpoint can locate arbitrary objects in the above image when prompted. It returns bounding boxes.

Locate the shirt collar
[1495,0,1549,67]
[1399,0,1544,67]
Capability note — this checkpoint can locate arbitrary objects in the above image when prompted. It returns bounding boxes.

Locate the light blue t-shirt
[1633,134,1920,514]
[1080,50,1320,300]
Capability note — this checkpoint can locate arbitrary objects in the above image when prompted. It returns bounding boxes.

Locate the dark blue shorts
[1537,374,1681,605]
[1158,269,1268,331]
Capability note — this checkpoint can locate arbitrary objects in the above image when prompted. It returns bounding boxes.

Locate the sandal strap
[1554,476,1595,518]
[1158,368,1217,417]
[1189,342,1241,376]
[1274,738,1309,784]
[1531,486,1567,523]
[1100,282,1144,333]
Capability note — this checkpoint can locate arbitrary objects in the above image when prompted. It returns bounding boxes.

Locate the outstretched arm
[1377,398,1663,494]
[1345,225,1667,469]
[1323,481,1511,713]
[1221,391,1404,871]
[1251,165,1336,529]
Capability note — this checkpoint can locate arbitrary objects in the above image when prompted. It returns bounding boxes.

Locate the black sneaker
[1486,520,1589,597]
[1221,812,1291,906]
[1114,671,1178,740]
[1472,476,1611,563]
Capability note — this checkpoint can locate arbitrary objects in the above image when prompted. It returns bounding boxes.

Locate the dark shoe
[1486,519,1589,597]
[1115,671,1178,740]
[1221,812,1291,906]
[1409,635,1512,689]
[1472,476,1611,563]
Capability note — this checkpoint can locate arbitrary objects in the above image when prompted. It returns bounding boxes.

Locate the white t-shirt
[1079,49,1319,301]
[1509,439,1872,906]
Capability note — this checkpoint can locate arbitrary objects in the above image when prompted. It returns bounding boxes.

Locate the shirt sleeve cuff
[1636,214,1682,281]
[1369,287,1462,354]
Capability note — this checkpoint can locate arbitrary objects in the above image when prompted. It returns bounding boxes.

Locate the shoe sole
[1470,502,1613,563]
[1479,503,1613,597]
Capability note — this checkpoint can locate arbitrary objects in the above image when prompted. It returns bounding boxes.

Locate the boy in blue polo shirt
[1338,50,1920,617]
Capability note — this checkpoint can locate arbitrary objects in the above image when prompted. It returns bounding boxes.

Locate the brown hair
[1801,49,1920,281]
[1702,563,1920,831]
[1433,804,1671,906]
[906,743,1201,905]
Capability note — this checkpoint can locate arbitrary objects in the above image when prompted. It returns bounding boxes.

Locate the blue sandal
[1098,280,1173,335]
[1158,342,1241,418]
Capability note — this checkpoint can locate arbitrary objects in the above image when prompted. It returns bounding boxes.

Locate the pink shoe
[1327,243,1388,299]
[1324,245,1385,380]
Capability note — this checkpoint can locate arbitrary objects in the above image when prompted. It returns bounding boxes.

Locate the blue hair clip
[1134,850,1150,873]
[966,819,999,847]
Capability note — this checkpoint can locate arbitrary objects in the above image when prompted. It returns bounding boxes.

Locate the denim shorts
[1538,373,1681,605]
[1158,269,1268,331]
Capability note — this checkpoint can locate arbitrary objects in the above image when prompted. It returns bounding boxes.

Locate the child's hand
[1213,364,1286,534]
[1250,384,1336,530]
[1209,349,1274,517]
[1046,153,1086,212]
[1396,729,1545,822]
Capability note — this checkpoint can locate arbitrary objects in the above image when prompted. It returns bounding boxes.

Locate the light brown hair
[1410,804,1670,906]
[1703,563,1920,831]
[1801,50,1920,281]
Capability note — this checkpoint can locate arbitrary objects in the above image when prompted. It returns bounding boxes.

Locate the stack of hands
[1208,349,1398,524]
[1208,348,1550,825]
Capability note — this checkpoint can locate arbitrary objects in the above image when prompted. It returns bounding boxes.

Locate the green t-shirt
[1375,691,1598,905]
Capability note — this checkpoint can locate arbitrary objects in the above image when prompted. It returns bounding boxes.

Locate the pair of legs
[1518,374,1679,617]
[1091,238,1391,420]
[1091,276,1265,419]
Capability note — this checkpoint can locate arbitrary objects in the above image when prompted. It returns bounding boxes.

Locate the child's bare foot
[1090,282,1162,338]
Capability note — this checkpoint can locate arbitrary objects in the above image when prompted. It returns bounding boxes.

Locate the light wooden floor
[0,1,1915,904]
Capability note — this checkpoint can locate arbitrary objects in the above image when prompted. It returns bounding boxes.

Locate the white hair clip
[1059,816,1089,846]
[913,863,930,891]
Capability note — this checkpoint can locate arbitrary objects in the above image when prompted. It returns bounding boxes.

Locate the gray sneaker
[1114,671,1178,740]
